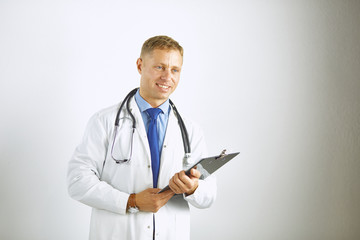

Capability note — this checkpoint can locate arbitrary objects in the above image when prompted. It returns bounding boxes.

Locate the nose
[160,69,171,80]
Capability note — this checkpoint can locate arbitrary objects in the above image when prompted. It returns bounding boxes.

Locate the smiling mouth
[157,83,170,89]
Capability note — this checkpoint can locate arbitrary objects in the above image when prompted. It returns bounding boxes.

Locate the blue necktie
[146,108,162,188]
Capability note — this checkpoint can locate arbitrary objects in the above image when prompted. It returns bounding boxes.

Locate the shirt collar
[134,89,170,115]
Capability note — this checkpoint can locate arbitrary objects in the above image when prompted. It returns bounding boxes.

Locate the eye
[172,69,179,73]
[155,66,163,70]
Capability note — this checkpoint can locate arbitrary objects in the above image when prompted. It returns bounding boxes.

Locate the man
[67,35,216,240]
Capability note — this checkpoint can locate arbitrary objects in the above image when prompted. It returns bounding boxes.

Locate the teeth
[158,84,169,89]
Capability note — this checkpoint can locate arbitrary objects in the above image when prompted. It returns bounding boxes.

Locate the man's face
[137,49,183,107]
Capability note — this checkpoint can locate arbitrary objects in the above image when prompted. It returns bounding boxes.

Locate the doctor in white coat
[67,35,216,240]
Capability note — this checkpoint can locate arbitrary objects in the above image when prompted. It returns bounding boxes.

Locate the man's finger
[150,188,162,193]
[174,172,189,190]
[158,189,174,199]
[190,168,201,179]
[169,177,182,194]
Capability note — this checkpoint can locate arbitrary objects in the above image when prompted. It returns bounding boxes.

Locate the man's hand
[134,188,174,213]
[169,168,201,196]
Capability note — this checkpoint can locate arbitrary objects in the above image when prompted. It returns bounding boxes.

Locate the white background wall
[1,0,359,239]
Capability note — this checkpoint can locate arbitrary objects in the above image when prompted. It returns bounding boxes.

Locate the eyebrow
[157,63,181,69]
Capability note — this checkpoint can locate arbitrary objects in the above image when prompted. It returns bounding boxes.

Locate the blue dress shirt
[134,89,170,157]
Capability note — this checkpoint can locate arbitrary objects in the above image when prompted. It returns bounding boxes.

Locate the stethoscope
[110,88,191,164]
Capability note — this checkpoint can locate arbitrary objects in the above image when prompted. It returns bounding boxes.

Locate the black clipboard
[158,150,240,193]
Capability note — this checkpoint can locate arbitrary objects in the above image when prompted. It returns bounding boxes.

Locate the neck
[139,90,167,108]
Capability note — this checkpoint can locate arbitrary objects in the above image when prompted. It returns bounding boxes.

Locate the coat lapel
[129,97,151,166]
[158,106,184,188]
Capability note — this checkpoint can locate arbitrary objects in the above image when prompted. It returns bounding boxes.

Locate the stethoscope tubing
[111,87,191,163]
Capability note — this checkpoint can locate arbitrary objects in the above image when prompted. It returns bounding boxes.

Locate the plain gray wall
[0,0,359,239]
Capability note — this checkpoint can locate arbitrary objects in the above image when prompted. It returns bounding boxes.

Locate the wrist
[127,193,139,213]
[185,184,198,196]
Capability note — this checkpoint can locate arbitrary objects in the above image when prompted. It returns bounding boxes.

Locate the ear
[136,58,143,74]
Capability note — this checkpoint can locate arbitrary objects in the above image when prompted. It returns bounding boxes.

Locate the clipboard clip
[215,149,227,159]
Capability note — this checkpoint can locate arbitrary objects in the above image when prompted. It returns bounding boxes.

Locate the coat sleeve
[183,121,217,208]
[67,112,129,215]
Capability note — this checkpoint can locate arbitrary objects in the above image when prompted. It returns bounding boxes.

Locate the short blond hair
[140,35,183,58]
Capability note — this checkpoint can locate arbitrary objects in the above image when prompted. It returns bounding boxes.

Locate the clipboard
[158,150,240,193]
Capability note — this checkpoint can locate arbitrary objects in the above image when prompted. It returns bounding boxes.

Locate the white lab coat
[67,97,216,240]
